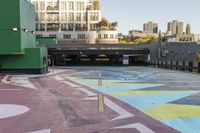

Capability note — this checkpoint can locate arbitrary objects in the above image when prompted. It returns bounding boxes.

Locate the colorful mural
[66,67,200,133]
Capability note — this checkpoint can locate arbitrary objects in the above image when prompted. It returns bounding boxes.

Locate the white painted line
[1,75,9,84]
[83,97,98,101]
[0,104,29,119]
[54,75,64,81]
[112,123,155,133]
[76,87,97,97]
[104,97,134,121]
[26,129,51,133]
[62,81,79,88]
[55,76,97,97]
[1,75,37,89]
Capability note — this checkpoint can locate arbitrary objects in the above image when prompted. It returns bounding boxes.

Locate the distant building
[30,0,118,44]
[143,21,158,33]
[128,30,158,41]
[96,30,118,44]
[167,20,183,35]
[158,34,195,43]
[194,34,200,42]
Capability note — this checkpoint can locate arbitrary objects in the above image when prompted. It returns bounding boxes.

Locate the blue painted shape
[115,92,198,110]
[91,84,163,94]
[162,118,200,133]
[171,98,200,106]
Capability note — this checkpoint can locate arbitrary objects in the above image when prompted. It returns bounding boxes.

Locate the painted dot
[0,104,29,119]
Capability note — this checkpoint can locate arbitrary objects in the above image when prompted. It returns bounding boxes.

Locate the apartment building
[30,0,102,44]
[167,20,183,35]
[143,21,158,33]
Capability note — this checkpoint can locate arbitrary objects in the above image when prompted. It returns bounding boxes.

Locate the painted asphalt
[65,66,200,133]
[1,67,199,133]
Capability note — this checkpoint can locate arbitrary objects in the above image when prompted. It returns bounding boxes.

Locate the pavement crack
[59,100,100,127]
[49,89,65,97]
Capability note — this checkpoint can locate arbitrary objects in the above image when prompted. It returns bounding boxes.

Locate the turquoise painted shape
[162,118,200,133]
[115,92,198,110]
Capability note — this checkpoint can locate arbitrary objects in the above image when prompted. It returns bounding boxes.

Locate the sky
[100,0,200,34]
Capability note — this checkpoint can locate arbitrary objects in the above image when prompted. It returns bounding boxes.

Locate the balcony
[46,6,59,11]
[47,23,60,31]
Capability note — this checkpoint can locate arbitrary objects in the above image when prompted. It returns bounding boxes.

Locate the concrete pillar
[189,62,193,72]
[176,61,178,70]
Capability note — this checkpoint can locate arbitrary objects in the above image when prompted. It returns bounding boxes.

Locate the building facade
[143,21,158,33]
[158,34,195,43]
[30,0,102,44]
[167,20,183,35]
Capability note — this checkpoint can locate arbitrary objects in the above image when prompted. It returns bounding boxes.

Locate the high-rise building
[30,0,102,44]
[143,21,158,33]
[167,20,183,35]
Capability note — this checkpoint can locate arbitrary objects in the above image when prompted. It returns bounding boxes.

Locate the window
[75,24,81,31]
[90,12,99,21]
[63,34,71,39]
[68,13,74,21]
[61,24,67,31]
[110,34,114,39]
[61,2,67,10]
[36,23,39,31]
[61,13,67,21]
[68,1,74,11]
[33,2,38,11]
[104,34,108,39]
[76,2,84,11]
[78,34,85,39]
[47,2,58,10]
[47,23,59,31]
[39,23,45,31]
[36,34,42,38]
[83,13,87,21]
[90,24,97,31]
[35,13,38,21]
[39,2,45,10]
[98,34,101,39]
[49,34,57,38]
[68,23,74,31]
[39,13,45,21]
[47,13,59,21]
[76,13,81,21]
[83,24,87,31]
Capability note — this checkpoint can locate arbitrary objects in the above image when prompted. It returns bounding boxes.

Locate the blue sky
[100,0,200,34]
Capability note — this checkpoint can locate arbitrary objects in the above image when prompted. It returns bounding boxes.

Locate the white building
[30,0,102,44]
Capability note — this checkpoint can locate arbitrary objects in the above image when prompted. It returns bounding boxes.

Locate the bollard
[98,73,102,86]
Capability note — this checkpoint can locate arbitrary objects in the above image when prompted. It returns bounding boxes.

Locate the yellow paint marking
[0,89,22,91]
[98,94,104,113]
[110,90,194,97]
[144,104,200,120]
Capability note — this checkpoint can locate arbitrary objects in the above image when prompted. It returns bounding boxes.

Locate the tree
[99,18,109,27]
[93,0,100,10]
[186,24,191,34]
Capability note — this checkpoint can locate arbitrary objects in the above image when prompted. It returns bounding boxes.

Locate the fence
[149,60,200,73]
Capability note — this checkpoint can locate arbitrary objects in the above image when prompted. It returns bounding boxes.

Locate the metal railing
[149,60,200,73]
